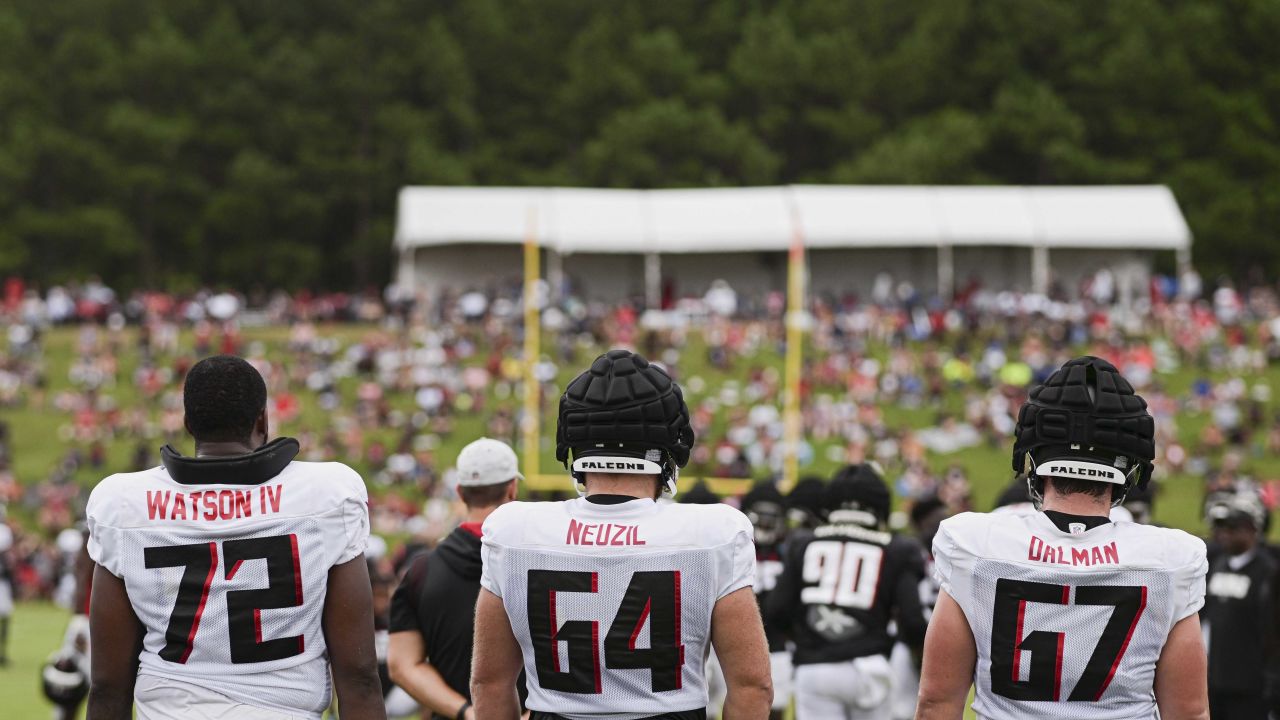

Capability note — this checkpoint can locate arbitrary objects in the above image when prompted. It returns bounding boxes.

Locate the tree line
[1,0,1276,291]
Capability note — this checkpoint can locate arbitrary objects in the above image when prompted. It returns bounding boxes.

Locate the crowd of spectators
[2,266,1280,601]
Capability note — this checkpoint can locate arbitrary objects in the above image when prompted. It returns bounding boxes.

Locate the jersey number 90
[800,540,884,610]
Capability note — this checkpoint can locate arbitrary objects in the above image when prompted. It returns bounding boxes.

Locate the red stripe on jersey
[181,542,218,664]
[289,534,303,605]
[1095,585,1148,700]
[591,572,601,693]
[674,570,684,689]
[550,589,560,673]
[1053,631,1065,701]
[290,533,305,653]
[629,598,652,651]
[591,619,602,694]
[1012,599,1026,681]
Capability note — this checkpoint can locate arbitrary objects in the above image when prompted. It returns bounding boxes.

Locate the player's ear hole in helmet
[1012,356,1155,509]
[824,462,891,529]
[740,480,787,546]
[556,349,694,498]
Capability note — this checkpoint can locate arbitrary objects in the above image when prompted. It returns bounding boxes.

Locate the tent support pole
[937,244,954,301]
[644,252,661,309]
[546,248,563,303]
[1032,245,1050,295]
[522,206,541,482]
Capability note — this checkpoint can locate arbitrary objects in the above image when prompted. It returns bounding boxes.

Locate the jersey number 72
[990,578,1147,702]
[144,534,305,665]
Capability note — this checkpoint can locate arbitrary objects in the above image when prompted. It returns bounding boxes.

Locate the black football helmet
[786,475,827,529]
[1013,356,1155,507]
[825,463,892,528]
[556,349,694,497]
[741,481,787,546]
[41,651,88,709]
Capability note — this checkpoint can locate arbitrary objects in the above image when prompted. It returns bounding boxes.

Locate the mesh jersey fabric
[480,497,754,720]
[933,510,1206,720]
[86,460,369,717]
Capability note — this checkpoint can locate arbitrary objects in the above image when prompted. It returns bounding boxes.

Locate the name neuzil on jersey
[565,518,647,546]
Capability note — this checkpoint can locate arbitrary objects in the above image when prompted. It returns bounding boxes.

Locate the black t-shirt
[765,523,928,665]
[389,525,491,717]
[754,546,787,653]
[1204,546,1277,695]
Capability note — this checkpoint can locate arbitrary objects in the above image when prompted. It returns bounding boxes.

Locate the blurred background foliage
[1,0,1278,289]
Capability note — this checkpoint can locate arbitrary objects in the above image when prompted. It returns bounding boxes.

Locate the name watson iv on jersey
[86,438,369,715]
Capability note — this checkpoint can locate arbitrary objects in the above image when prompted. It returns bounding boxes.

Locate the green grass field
[2,602,80,719]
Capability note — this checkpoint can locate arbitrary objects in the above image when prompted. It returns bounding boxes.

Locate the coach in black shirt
[1203,491,1275,720]
[388,438,521,720]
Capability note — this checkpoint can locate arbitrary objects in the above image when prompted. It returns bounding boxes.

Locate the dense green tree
[0,0,1275,289]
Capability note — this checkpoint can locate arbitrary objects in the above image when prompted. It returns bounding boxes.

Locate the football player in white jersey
[915,356,1209,720]
[85,355,386,720]
[471,349,773,720]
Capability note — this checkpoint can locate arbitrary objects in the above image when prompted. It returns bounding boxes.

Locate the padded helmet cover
[1013,356,1155,488]
[556,349,695,469]
[826,462,892,525]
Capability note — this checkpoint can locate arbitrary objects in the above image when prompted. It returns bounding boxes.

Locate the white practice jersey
[481,497,755,719]
[86,461,369,717]
[933,511,1207,720]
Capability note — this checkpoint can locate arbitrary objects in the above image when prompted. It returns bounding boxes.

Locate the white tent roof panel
[547,188,649,254]
[394,185,1191,254]
[791,185,940,248]
[648,187,794,253]
[1029,186,1191,249]
[936,186,1037,246]
[395,187,548,247]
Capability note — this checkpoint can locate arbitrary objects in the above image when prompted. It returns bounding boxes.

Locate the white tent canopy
[394,185,1191,302]
[395,184,1191,254]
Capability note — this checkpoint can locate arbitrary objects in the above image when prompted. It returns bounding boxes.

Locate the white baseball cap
[456,437,523,487]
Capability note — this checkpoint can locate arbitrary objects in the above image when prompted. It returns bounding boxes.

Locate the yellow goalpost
[519,201,805,497]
